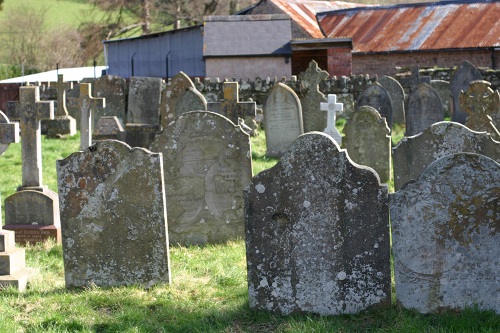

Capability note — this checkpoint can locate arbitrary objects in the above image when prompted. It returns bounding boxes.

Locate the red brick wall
[291,50,328,76]
[327,47,352,77]
[352,50,499,77]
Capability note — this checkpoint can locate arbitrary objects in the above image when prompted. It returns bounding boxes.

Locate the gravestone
[393,121,500,191]
[450,61,482,124]
[405,83,444,136]
[207,82,256,131]
[150,111,252,246]
[400,66,431,94]
[264,83,303,157]
[430,80,452,118]
[93,75,127,131]
[356,82,393,130]
[299,61,328,133]
[378,75,405,125]
[160,71,207,129]
[390,153,499,314]
[320,94,343,145]
[3,86,61,245]
[57,140,170,288]
[125,76,162,148]
[343,106,391,183]
[459,80,500,141]
[93,116,125,142]
[244,132,391,315]
[45,74,77,138]
[0,110,19,156]
[78,83,106,150]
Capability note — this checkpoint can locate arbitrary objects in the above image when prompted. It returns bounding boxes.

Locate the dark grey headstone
[406,83,444,136]
[356,82,393,130]
[298,61,328,133]
[378,76,405,125]
[450,61,482,124]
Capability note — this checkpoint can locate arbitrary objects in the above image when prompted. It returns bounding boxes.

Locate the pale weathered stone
[245,132,390,315]
[78,83,106,150]
[356,82,393,130]
[264,82,303,157]
[343,106,391,183]
[298,61,328,133]
[57,140,170,288]
[93,75,127,130]
[93,116,125,142]
[393,121,500,191]
[406,83,444,136]
[45,74,77,138]
[450,61,482,124]
[150,111,252,246]
[320,94,343,145]
[0,110,19,156]
[390,153,499,314]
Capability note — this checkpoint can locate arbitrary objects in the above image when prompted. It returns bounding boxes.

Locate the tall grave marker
[320,94,343,145]
[0,111,19,156]
[45,74,77,138]
[78,83,106,150]
[378,75,405,125]
[299,60,328,133]
[405,83,444,136]
[207,82,256,128]
[356,82,394,130]
[450,61,482,124]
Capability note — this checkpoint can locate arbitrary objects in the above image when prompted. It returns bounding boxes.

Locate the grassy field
[0,126,499,332]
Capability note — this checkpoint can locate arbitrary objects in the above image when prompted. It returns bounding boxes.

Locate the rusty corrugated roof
[270,0,369,38]
[317,0,500,53]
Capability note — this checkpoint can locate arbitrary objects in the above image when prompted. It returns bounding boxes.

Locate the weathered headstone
[78,83,106,150]
[390,153,499,314]
[299,61,328,133]
[393,121,500,191]
[160,71,207,129]
[57,140,170,288]
[150,111,252,246]
[93,75,127,131]
[125,76,163,148]
[0,110,19,156]
[405,83,444,136]
[264,83,303,157]
[399,66,431,94]
[450,61,482,124]
[207,82,256,130]
[320,94,343,145]
[244,132,391,315]
[459,80,500,141]
[45,74,77,138]
[93,116,125,142]
[3,86,60,245]
[378,75,405,125]
[356,82,393,130]
[430,80,452,118]
[343,106,391,183]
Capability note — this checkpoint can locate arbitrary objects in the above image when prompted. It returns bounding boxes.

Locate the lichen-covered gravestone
[57,140,170,288]
[150,111,252,246]
[405,83,444,136]
[298,61,328,133]
[343,106,391,183]
[378,75,405,125]
[390,153,499,314]
[244,132,390,315]
[264,82,303,157]
[356,82,393,130]
[93,75,127,131]
[450,60,482,124]
[392,121,500,191]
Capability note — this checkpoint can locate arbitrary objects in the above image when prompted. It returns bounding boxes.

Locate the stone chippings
[57,140,170,288]
[390,153,499,314]
[244,132,390,316]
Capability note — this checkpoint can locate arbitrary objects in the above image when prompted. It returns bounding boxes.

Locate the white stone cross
[79,83,106,150]
[320,94,344,145]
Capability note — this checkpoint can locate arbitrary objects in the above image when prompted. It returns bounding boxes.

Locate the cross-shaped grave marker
[55,74,73,117]
[207,82,256,128]
[45,74,76,137]
[78,83,106,150]
[0,110,19,156]
[320,94,344,145]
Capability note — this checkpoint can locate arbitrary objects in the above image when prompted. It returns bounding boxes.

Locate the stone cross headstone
[459,80,500,141]
[45,74,77,138]
[150,111,252,246]
[450,61,483,124]
[264,82,303,157]
[3,86,61,245]
[405,83,444,136]
[343,106,391,183]
[378,75,405,125]
[78,83,106,150]
[93,116,125,142]
[356,82,393,130]
[392,121,500,191]
[160,71,207,129]
[244,132,391,315]
[207,82,256,127]
[57,140,171,288]
[390,153,499,314]
[0,110,19,156]
[299,60,329,133]
[320,94,343,145]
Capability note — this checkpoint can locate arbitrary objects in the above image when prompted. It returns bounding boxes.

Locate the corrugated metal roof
[317,0,500,53]
[270,0,369,38]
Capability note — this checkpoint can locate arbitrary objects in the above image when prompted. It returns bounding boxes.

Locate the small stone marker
[0,110,19,156]
[392,121,500,191]
[450,61,483,124]
[45,74,77,138]
[405,83,444,136]
[459,80,500,141]
[244,132,391,315]
[93,116,125,142]
[264,82,303,157]
[378,75,405,125]
[343,106,391,183]
[390,153,499,314]
[207,82,256,127]
[356,82,393,130]
[3,86,60,245]
[320,94,343,145]
[150,111,252,246]
[299,60,328,133]
[78,83,106,150]
[57,140,171,288]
